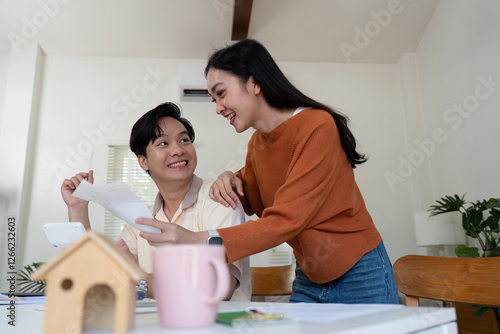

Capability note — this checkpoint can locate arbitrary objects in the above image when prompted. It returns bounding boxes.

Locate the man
[61,102,250,301]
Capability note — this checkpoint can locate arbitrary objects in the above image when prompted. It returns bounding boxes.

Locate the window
[104,145,157,239]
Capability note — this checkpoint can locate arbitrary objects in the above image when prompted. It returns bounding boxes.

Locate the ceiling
[0,0,440,63]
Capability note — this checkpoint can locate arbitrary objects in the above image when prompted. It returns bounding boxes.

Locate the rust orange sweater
[217,108,381,284]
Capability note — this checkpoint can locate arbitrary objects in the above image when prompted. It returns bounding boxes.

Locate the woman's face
[206,68,260,133]
[138,117,197,184]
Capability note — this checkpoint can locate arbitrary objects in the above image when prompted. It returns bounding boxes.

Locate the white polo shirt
[119,175,251,301]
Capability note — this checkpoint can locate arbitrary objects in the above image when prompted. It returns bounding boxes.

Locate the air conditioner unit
[178,63,211,102]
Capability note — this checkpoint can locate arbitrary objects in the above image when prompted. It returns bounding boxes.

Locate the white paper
[248,303,403,323]
[73,180,161,234]
[0,294,47,305]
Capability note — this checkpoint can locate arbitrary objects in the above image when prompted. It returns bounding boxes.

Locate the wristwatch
[136,279,148,300]
[207,230,223,246]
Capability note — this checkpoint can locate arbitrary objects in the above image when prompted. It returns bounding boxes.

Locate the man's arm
[116,238,152,297]
[204,201,249,301]
[224,264,239,301]
[60,171,94,231]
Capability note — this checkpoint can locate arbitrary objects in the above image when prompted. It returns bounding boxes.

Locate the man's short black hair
[129,102,195,157]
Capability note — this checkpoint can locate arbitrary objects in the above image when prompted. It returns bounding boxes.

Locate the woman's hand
[61,171,94,208]
[209,171,244,209]
[136,218,208,247]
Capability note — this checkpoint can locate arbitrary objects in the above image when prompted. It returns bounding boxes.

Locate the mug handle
[203,258,230,304]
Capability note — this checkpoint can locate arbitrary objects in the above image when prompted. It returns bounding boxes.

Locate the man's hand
[116,239,155,298]
[116,238,137,262]
[61,171,94,230]
[136,218,208,247]
[61,171,94,208]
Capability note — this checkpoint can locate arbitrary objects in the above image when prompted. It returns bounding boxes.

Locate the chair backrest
[250,264,296,296]
[393,255,500,307]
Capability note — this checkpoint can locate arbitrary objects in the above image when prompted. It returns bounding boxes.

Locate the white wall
[415,0,500,204]
[0,54,9,286]
[0,44,45,292]
[0,54,9,128]
[19,55,418,266]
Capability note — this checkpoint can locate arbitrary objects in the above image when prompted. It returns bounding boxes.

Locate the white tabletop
[2,301,457,334]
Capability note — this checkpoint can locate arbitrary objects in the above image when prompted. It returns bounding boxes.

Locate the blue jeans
[289,241,399,304]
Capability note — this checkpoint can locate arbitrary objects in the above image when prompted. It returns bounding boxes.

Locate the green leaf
[487,246,500,257]
[428,194,466,216]
[487,209,500,231]
[483,215,493,228]
[466,228,479,239]
[31,262,45,269]
[469,210,483,227]
[490,208,500,222]
[485,199,500,209]
[473,307,489,317]
[429,194,500,260]
[454,245,480,258]
[462,214,472,234]
[16,262,46,293]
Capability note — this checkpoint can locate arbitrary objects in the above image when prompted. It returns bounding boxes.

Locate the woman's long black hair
[205,39,367,168]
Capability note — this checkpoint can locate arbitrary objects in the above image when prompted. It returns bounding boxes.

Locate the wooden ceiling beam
[231,0,253,40]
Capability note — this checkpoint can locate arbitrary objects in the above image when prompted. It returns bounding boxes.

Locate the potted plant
[17,262,46,293]
[429,194,500,258]
[429,194,500,324]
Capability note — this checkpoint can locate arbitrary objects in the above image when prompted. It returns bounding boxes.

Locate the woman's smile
[226,112,236,125]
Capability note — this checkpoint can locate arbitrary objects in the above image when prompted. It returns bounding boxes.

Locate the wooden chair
[250,263,296,296]
[394,255,500,334]
[393,255,500,307]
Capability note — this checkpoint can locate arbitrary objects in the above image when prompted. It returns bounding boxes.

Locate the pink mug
[153,244,230,328]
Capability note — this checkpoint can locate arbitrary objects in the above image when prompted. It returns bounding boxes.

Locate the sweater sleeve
[219,115,349,264]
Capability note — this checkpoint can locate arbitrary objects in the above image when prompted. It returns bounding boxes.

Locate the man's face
[138,117,197,183]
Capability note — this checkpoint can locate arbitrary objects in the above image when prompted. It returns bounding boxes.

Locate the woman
[202,39,399,304]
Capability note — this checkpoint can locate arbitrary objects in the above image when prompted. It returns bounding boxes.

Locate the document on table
[249,303,403,323]
[73,180,161,234]
[0,294,46,305]
[34,298,157,313]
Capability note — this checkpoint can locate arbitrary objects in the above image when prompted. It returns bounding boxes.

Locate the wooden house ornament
[32,231,144,334]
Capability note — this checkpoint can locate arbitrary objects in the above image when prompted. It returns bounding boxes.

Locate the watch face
[208,237,223,246]
[136,279,147,300]
[136,289,147,300]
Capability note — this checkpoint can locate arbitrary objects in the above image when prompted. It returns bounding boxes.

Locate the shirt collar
[151,174,203,216]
